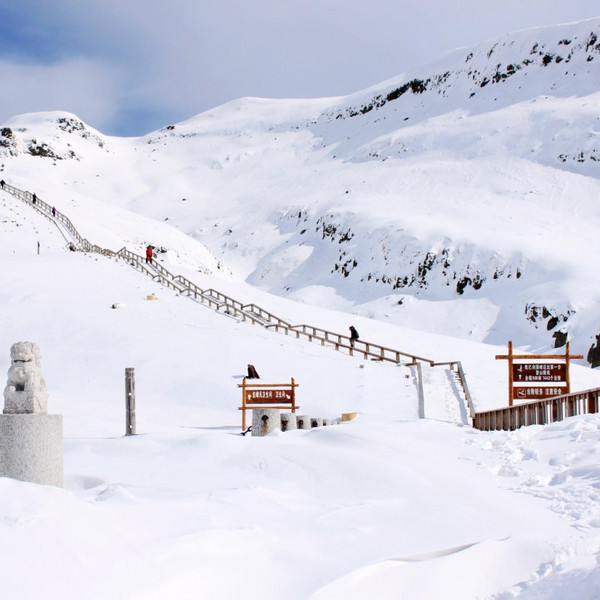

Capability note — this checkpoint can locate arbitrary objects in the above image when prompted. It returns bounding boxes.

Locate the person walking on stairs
[349,326,359,348]
[146,245,153,264]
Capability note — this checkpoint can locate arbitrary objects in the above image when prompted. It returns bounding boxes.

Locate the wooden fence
[4,181,474,417]
[473,387,600,431]
[17,180,600,433]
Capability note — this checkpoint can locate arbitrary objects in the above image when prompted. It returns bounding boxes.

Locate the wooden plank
[245,389,294,404]
[512,386,566,401]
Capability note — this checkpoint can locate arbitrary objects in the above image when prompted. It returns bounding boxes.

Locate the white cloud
[1,0,599,135]
[0,58,123,132]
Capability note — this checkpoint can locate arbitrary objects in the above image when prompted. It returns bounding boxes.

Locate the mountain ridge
[1,17,600,364]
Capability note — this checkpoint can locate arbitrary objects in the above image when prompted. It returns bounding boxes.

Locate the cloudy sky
[0,1,597,137]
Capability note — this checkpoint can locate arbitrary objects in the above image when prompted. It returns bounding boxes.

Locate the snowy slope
[4,15,600,600]
[3,183,600,599]
[2,19,600,367]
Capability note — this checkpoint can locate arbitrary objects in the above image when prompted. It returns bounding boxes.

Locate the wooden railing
[3,181,475,417]
[473,387,600,431]
[266,322,436,365]
[434,360,476,420]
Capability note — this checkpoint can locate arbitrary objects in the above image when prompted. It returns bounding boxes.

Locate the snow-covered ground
[3,16,600,600]
[3,170,600,599]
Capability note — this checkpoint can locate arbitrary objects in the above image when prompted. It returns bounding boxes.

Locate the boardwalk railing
[473,387,600,431]
[4,181,474,415]
[433,360,476,420]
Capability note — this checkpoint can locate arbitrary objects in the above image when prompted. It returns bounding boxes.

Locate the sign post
[237,378,299,430]
[496,341,582,406]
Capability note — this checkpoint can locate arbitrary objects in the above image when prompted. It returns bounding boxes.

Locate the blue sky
[0,1,597,137]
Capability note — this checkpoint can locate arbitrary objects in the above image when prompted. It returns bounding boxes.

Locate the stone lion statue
[3,341,48,414]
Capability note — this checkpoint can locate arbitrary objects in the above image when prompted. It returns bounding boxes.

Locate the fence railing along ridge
[4,181,476,417]
[473,386,600,431]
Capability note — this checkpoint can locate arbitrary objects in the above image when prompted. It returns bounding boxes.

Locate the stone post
[0,342,63,487]
[251,408,280,437]
[280,412,297,432]
[296,415,310,430]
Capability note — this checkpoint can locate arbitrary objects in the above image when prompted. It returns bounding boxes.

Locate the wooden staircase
[4,182,476,421]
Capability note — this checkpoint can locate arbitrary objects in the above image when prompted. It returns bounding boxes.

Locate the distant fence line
[3,181,493,426]
[11,180,600,431]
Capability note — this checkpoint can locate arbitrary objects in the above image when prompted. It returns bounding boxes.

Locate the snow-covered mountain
[2,17,600,365]
[5,17,600,600]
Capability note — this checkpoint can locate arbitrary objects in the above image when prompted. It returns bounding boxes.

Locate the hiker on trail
[146,245,153,264]
[51,206,56,217]
[0,180,5,189]
[247,364,260,379]
[349,326,359,348]
[32,193,37,204]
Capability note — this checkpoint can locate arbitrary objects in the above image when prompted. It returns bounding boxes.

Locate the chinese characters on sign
[496,341,582,407]
[512,363,566,383]
[245,389,293,404]
[512,386,564,401]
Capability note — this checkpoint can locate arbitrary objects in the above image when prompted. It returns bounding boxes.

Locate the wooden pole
[241,377,247,431]
[508,340,514,407]
[125,367,136,435]
[565,341,571,395]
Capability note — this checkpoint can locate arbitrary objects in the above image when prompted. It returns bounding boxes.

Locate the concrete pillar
[322,419,332,426]
[251,408,280,437]
[310,417,323,428]
[1,342,63,487]
[296,415,310,430]
[280,413,297,432]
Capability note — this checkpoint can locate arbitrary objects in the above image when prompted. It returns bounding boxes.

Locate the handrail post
[415,363,425,419]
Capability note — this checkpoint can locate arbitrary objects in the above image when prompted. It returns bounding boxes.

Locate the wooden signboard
[245,389,294,404]
[496,341,582,407]
[237,377,299,430]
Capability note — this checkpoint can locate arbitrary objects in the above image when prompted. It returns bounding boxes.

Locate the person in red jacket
[145,245,153,264]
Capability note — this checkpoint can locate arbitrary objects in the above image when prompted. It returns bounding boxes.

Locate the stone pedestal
[0,414,63,486]
[251,408,280,437]
[280,413,297,431]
